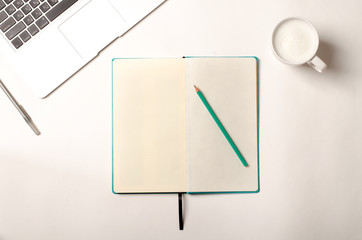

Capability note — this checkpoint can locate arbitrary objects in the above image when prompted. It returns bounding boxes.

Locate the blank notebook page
[185,57,259,192]
[113,58,187,193]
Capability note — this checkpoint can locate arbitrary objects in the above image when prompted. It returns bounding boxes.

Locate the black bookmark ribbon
[178,193,183,230]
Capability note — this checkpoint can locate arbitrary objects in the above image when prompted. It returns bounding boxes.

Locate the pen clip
[19,105,41,136]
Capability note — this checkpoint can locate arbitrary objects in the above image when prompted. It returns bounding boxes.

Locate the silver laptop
[0,0,165,98]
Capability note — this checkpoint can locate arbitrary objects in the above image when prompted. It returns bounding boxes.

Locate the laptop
[0,0,165,98]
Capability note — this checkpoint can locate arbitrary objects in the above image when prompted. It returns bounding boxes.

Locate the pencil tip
[194,85,199,92]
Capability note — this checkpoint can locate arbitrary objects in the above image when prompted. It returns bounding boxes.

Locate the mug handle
[307,55,327,73]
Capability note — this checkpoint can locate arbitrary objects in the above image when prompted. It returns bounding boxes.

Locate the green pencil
[194,85,248,167]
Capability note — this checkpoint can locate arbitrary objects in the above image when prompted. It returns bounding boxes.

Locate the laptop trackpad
[59,0,126,59]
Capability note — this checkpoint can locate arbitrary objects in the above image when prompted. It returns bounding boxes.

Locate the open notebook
[112,57,259,194]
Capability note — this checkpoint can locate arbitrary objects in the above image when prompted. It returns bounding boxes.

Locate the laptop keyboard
[0,0,77,49]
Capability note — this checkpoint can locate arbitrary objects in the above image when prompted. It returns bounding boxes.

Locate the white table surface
[1,0,362,239]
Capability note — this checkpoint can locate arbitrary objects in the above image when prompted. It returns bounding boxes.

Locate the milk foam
[273,18,318,64]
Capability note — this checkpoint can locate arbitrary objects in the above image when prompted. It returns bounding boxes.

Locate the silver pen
[0,79,40,135]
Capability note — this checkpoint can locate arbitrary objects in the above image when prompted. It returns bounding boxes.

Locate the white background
[1,0,362,239]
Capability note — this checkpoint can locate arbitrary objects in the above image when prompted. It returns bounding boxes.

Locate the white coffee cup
[272,17,327,72]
